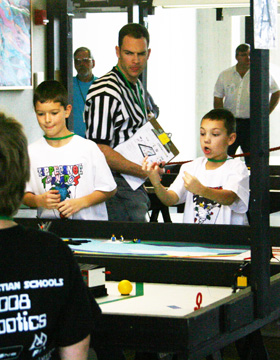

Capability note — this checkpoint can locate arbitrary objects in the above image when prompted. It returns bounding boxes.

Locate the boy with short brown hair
[143,109,249,224]
[23,80,116,220]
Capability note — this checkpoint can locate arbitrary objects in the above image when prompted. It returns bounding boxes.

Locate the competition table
[16,218,280,359]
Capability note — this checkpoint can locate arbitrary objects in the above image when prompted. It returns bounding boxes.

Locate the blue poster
[254,0,277,49]
[0,0,31,89]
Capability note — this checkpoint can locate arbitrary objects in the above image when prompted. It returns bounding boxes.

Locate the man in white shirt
[213,43,280,166]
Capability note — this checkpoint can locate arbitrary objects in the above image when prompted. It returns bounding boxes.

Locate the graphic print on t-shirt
[193,186,222,224]
[0,345,23,359]
[38,163,83,191]
[29,332,48,357]
[0,278,64,359]
[36,163,83,218]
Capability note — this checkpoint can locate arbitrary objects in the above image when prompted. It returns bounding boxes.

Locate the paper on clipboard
[114,117,179,190]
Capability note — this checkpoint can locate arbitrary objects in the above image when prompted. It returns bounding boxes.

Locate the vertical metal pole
[46,0,73,130]
[249,0,271,318]
[60,0,74,130]
[127,2,133,23]
[46,0,56,80]
[138,1,149,96]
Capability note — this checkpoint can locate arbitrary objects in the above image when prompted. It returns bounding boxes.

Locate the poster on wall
[0,0,32,90]
[254,0,277,49]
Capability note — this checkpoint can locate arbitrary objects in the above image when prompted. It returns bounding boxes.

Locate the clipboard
[114,117,179,190]
[149,117,179,158]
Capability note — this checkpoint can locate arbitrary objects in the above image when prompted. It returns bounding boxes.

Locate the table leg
[206,351,223,360]
[235,330,270,360]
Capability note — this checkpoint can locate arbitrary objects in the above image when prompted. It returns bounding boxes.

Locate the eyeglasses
[74,58,92,65]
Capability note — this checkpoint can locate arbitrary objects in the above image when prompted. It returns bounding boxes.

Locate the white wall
[196,9,280,163]
[148,7,197,162]
[73,7,197,162]
[73,13,127,77]
[195,8,233,156]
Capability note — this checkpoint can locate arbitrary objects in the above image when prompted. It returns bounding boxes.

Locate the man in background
[73,47,98,137]
[213,43,280,166]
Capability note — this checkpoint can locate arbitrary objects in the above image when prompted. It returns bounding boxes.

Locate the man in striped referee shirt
[84,23,157,222]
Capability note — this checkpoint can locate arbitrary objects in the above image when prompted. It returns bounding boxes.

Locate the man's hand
[214,97,224,109]
[269,90,280,114]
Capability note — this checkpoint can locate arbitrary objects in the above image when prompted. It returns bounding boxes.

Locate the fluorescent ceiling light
[153,0,250,8]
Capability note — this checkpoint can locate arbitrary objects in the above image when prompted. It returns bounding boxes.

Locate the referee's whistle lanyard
[116,65,146,117]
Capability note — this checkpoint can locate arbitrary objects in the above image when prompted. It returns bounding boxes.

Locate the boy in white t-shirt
[23,80,117,220]
[143,109,249,225]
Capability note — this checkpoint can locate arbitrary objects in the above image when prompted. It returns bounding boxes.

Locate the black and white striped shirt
[84,67,147,149]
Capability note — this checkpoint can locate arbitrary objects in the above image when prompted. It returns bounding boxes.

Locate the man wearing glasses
[73,47,98,137]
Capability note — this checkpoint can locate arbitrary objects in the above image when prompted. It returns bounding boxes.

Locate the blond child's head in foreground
[33,80,72,139]
[200,109,236,162]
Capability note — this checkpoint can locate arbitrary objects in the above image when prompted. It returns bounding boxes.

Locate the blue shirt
[73,76,98,137]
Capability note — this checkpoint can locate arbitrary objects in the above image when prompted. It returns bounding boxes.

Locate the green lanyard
[116,65,146,116]
[44,133,75,141]
[208,157,233,163]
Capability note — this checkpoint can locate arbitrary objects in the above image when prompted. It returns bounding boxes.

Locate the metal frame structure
[41,0,278,357]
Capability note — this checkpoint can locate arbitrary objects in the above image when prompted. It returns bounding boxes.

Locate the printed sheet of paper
[114,119,179,190]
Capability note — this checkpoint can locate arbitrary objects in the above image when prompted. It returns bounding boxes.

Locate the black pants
[228,118,250,166]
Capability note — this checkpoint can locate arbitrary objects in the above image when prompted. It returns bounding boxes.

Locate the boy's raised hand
[183,171,204,195]
[142,156,165,185]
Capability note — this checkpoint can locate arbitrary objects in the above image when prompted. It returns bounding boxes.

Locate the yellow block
[237,276,247,288]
